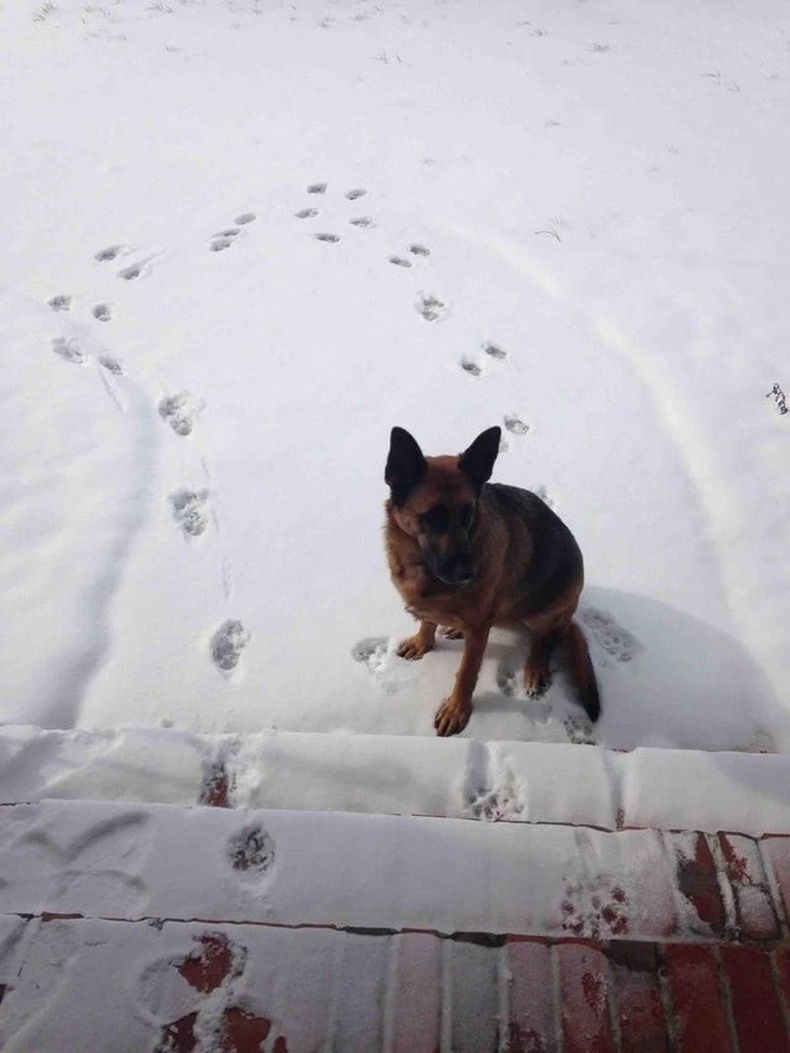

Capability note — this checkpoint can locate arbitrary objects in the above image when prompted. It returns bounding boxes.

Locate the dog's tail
[566,621,600,722]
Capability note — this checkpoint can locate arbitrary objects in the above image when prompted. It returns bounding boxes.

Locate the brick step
[1,915,789,1052]
[1,800,789,945]
[3,724,790,836]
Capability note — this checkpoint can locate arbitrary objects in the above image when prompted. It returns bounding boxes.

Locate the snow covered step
[3,724,790,836]
[4,914,790,1053]
[0,800,789,944]
[3,917,790,1053]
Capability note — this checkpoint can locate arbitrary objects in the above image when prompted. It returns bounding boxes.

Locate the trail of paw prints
[50,324,127,413]
[504,414,530,436]
[95,244,125,262]
[170,488,211,538]
[117,256,156,282]
[52,336,86,365]
[497,414,531,456]
[416,293,448,322]
[299,181,380,240]
[459,340,510,378]
[389,243,431,269]
[93,241,156,281]
[98,353,123,375]
[227,822,276,883]
[351,635,414,695]
[158,390,203,436]
[93,241,155,281]
[463,744,526,821]
[209,212,256,252]
[560,875,629,938]
[299,182,341,243]
[211,619,251,673]
[579,607,642,664]
[138,932,288,1053]
[563,714,598,745]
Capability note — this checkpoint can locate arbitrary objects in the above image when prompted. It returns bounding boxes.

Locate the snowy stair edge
[1,724,790,837]
[0,798,789,945]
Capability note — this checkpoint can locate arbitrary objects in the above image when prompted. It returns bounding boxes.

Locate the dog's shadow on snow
[467,586,787,754]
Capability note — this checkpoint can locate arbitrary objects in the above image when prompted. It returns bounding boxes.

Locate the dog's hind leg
[524,629,559,697]
[565,621,601,721]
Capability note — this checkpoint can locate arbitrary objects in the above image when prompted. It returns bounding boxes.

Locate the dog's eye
[421,505,449,533]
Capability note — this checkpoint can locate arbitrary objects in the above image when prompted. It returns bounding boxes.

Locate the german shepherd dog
[384,426,600,736]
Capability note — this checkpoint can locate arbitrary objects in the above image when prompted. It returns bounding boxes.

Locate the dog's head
[385,426,501,585]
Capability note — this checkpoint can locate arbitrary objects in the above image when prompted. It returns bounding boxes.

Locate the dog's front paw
[398,635,434,660]
[434,698,472,736]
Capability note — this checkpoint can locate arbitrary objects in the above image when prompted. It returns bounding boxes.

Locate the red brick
[775,947,790,1015]
[389,933,442,1053]
[718,834,780,941]
[608,943,669,1053]
[665,832,727,936]
[159,1012,198,1052]
[557,942,616,1053]
[179,932,237,993]
[506,938,556,1053]
[720,946,789,1053]
[329,932,390,1051]
[665,945,734,1052]
[448,937,501,1052]
[223,1006,275,1052]
[761,836,790,932]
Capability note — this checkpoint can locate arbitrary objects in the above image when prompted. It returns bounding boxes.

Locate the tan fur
[385,429,599,735]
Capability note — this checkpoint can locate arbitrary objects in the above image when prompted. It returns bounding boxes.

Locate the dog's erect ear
[459,426,501,494]
[386,427,427,506]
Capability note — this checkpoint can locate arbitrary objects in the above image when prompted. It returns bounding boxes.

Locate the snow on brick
[717,834,780,941]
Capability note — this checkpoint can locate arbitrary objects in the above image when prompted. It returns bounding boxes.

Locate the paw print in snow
[211,620,251,672]
[466,780,525,821]
[579,607,641,663]
[563,715,598,745]
[52,337,86,364]
[170,489,211,538]
[560,876,629,938]
[158,390,203,436]
[416,294,447,322]
[351,636,411,695]
[227,823,276,879]
[139,932,288,1053]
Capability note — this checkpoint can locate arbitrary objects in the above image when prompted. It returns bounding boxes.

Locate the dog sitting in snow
[384,426,599,735]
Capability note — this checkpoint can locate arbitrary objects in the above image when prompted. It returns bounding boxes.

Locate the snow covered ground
[2,0,789,757]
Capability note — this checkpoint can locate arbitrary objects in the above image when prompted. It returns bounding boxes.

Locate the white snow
[0,798,683,938]
[1,0,790,872]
